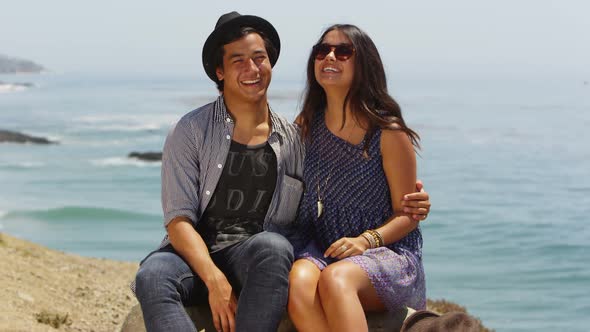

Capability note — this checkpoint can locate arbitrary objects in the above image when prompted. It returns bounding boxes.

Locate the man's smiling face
[216,33,272,104]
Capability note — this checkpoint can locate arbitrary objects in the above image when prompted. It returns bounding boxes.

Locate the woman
[288,24,426,332]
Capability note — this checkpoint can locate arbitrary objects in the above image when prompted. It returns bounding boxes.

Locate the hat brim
[202,15,280,82]
[400,310,441,332]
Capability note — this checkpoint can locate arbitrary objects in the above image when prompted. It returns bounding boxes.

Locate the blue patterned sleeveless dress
[296,111,426,311]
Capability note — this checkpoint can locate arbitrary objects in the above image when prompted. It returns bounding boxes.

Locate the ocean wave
[42,134,63,142]
[0,83,31,93]
[0,161,46,169]
[565,186,590,193]
[90,157,161,168]
[0,206,160,223]
[61,135,159,147]
[73,114,177,133]
[82,123,162,132]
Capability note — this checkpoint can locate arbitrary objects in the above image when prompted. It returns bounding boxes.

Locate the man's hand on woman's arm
[402,180,431,221]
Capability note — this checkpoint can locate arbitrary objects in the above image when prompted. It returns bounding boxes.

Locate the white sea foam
[0,83,28,93]
[90,123,162,132]
[90,157,161,168]
[43,134,63,142]
[22,132,62,143]
[74,114,177,132]
[19,162,45,168]
[0,161,46,169]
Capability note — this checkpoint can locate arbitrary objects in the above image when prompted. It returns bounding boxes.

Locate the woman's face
[313,29,355,93]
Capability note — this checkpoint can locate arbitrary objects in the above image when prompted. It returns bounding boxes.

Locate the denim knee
[248,232,294,265]
[135,252,190,301]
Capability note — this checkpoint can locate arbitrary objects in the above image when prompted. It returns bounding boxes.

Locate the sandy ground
[0,233,139,332]
[0,232,491,332]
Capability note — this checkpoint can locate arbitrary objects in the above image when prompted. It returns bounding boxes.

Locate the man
[134,12,430,332]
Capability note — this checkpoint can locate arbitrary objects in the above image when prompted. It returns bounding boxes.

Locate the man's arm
[167,217,237,332]
[161,118,236,332]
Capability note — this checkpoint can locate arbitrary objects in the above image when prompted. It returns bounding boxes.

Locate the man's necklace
[316,120,358,218]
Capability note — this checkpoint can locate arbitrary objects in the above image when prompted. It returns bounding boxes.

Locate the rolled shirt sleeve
[161,118,201,227]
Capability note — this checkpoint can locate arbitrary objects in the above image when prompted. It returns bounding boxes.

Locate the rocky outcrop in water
[0,129,56,144]
[0,55,44,74]
[128,151,162,161]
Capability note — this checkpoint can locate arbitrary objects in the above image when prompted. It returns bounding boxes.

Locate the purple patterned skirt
[297,240,426,311]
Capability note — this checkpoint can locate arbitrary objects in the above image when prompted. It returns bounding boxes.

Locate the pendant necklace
[316,119,358,218]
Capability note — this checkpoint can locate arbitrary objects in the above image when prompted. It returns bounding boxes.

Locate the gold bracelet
[367,229,384,247]
[366,230,379,248]
[361,232,376,249]
[372,229,384,247]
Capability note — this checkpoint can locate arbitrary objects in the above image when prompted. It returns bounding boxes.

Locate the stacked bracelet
[374,229,384,247]
[368,229,383,247]
[362,229,384,248]
[361,232,376,248]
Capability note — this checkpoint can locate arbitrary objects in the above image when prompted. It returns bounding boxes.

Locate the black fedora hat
[202,11,281,82]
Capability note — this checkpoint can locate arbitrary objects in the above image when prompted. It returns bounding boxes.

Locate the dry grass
[35,310,72,328]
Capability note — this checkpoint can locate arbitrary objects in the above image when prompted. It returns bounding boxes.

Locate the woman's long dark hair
[298,24,420,151]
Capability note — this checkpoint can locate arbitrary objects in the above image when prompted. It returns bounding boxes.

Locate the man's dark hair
[212,27,278,91]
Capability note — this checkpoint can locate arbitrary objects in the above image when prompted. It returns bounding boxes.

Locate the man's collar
[213,95,285,137]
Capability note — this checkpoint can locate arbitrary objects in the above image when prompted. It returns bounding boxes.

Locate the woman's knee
[289,261,320,297]
[318,263,357,298]
[288,261,320,312]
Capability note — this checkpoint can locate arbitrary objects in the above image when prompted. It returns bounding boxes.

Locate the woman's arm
[376,128,419,244]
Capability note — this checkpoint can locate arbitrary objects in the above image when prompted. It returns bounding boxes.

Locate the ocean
[1,71,588,331]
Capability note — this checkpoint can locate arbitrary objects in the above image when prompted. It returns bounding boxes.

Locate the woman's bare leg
[287,259,330,332]
[318,261,385,332]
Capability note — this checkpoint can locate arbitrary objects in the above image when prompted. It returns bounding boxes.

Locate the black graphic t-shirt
[196,140,277,252]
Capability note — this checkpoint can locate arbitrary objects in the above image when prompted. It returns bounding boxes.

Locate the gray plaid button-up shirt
[157,95,306,249]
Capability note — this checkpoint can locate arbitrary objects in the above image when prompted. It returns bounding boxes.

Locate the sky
[1,0,589,80]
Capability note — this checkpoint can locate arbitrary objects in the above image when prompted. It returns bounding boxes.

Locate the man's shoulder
[166,99,218,144]
[269,110,300,138]
[177,100,217,126]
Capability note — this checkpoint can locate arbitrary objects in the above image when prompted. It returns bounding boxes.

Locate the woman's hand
[324,236,370,259]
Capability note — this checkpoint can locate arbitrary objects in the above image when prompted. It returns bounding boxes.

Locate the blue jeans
[135,231,294,332]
